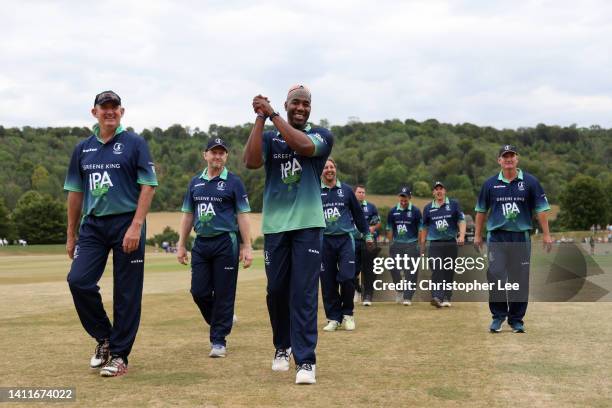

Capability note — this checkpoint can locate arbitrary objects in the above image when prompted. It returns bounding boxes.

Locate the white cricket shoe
[272,348,292,371]
[342,315,355,331]
[402,299,412,306]
[209,344,227,358]
[441,301,452,307]
[323,320,340,332]
[90,339,110,369]
[295,363,316,384]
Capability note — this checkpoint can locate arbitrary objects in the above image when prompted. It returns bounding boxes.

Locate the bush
[12,191,66,244]
[252,236,264,250]
[146,226,193,250]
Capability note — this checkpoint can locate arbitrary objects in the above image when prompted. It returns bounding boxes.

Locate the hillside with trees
[0,119,610,242]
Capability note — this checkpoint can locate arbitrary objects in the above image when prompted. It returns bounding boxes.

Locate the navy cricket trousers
[190,233,239,347]
[487,230,531,325]
[428,239,458,301]
[321,234,355,323]
[264,228,322,365]
[389,242,419,301]
[67,212,145,362]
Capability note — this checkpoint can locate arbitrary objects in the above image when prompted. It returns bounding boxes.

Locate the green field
[1,249,611,407]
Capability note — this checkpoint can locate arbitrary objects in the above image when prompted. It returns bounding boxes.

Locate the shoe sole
[100,367,128,377]
[209,353,226,358]
[295,379,316,384]
[272,365,290,372]
[512,329,526,333]
[430,300,442,308]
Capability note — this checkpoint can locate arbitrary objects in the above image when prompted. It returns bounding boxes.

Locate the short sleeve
[64,144,84,192]
[422,206,431,227]
[136,138,158,186]
[532,178,551,213]
[415,208,424,231]
[234,178,251,214]
[181,182,194,213]
[475,183,489,213]
[307,128,333,158]
[456,201,466,222]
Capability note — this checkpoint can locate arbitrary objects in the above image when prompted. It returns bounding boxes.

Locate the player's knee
[67,272,94,291]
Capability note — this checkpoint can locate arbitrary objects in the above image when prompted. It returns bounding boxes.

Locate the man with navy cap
[65,90,157,377]
[420,181,466,308]
[475,145,552,333]
[177,137,252,358]
[243,85,333,384]
[386,186,422,305]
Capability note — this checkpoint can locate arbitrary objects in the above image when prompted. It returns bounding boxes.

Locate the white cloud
[0,0,611,130]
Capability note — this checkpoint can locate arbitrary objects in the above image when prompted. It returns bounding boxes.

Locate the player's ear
[91,107,97,118]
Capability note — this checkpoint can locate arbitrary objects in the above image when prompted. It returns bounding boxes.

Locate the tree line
[0,120,610,243]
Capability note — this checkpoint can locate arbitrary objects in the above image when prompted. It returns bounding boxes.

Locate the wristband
[269,111,280,120]
[256,113,267,120]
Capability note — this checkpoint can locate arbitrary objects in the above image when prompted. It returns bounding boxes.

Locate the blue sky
[1,0,611,130]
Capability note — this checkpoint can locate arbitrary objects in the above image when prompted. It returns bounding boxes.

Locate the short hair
[325,157,336,167]
[354,184,366,192]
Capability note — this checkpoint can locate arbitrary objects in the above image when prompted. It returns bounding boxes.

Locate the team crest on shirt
[113,142,124,155]
[445,205,450,211]
[217,181,226,191]
[518,181,525,191]
[337,189,344,198]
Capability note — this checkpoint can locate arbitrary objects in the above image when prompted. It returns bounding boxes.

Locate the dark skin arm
[253,96,315,156]
[243,96,267,169]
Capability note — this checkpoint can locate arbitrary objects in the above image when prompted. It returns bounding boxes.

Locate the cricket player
[177,137,252,358]
[420,181,466,308]
[353,185,381,306]
[386,186,422,305]
[320,158,371,332]
[65,91,157,377]
[475,145,552,333]
[243,85,333,384]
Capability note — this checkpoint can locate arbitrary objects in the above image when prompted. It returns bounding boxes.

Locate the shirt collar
[431,197,450,208]
[93,124,125,143]
[200,167,228,181]
[277,123,312,137]
[498,168,524,183]
[396,202,413,211]
[321,179,341,189]
[361,200,368,206]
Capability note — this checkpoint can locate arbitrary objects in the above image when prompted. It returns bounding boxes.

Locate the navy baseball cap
[94,90,121,106]
[206,137,229,152]
[432,181,445,189]
[498,144,518,157]
[398,186,411,196]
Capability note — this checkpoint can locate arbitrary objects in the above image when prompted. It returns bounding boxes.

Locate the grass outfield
[1,251,610,407]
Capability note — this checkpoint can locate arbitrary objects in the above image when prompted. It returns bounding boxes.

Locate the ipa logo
[198,202,216,224]
[502,202,520,220]
[435,219,449,232]
[280,158,302,189]
[324,207,341,223]
[89,171,113,197]
[397,224,408,236]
